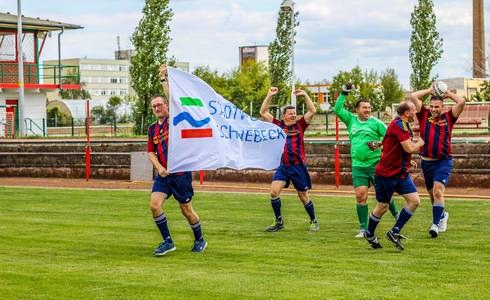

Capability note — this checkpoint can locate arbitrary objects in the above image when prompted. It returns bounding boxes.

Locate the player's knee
[270,190,280,199]
[149,201,160,213]
[355,191,367,204]
[179,203,193,216]
[433,187,444,201]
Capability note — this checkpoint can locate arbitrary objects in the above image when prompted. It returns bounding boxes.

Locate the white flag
[167,67,286,173]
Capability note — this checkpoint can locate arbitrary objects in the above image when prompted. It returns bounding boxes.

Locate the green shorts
[352,164,377,188]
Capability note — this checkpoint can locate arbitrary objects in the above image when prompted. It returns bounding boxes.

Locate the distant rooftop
[0,12,83,31]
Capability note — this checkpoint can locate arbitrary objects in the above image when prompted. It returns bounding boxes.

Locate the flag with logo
[167,67,286,173]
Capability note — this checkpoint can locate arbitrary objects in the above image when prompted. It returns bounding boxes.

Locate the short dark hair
[430,95,444,102]
[396,101,411,116]
[151,94,168,103]
[355,99,370,109]
[282,105,296,116]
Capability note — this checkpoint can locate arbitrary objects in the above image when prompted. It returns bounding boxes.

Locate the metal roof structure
[0,12,83,31]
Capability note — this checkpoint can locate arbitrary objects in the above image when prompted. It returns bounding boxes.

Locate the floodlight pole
[281,0,296,107]
[17,0,25,136]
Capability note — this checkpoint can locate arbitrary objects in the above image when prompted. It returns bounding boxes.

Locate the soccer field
[1,187,489,299]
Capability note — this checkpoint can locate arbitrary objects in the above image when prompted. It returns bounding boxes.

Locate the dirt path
[1,177,489,200]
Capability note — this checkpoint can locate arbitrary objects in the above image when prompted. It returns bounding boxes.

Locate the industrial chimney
[473,0,486,78]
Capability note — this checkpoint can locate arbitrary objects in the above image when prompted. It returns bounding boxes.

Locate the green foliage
[1,187,490,299]
[381,68,405,108]
[329,66,384,111]
[409,0,443,91]
[269,7,298,106]
[46,107,70,126]
[193,61,270,117]
[476,80,490,101]
[91,96,123,124]
[130,0,173,134]
[59,69,91,99]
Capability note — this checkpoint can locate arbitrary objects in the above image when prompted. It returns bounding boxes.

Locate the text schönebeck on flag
[167,67,286,173]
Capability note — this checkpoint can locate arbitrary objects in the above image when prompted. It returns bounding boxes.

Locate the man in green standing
[333,83,399,238]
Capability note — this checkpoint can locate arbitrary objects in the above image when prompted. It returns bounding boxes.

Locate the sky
[1,0,489,89]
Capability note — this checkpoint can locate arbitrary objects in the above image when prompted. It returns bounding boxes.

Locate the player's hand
[158,166,169,177]
[293,89,307,97]
[341,83,353,95]
[410,160,417,169]
[366,141,380,151]
[418,138,425,147]
[268,87,279,97]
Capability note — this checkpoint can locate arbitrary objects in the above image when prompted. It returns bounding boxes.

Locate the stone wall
[0,140,489,187]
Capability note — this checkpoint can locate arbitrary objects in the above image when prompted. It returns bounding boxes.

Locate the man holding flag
[260,87,320,232]
[147,91,207,255]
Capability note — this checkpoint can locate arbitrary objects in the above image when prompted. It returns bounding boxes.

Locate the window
[110,78,118,83]
[119,89,128,95]
[0,31,16,61]
[119,65,128,71]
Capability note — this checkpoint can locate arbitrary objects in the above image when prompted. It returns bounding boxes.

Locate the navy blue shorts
[272,164,312,192]
[152,172,194,203]
[421,159,453,190]
[375,175,417,203]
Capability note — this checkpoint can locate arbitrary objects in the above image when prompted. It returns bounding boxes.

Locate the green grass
[1,187,489,299]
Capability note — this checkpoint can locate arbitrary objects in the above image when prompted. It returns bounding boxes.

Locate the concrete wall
[0,141,489,187]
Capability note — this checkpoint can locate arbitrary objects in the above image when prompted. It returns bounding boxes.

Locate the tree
[91,96,123,124]
[380,68,405,108]
[409,0,443,92]
[59,69,91,99]
[269,6,298,107]
[130,0,173,134]
[46,106,70,126]
[476,80,490,101]
[193,62,271,117]
[329,66,383,111]
[228,61,270,116]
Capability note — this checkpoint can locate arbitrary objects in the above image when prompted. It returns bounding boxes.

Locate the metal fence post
[113,116,117,137]
[42,118,45,136]
[325,110,329,133]
[71,117,74,136]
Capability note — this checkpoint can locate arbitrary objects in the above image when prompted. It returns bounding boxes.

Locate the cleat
[386,230,404,251]
[266,218,284,232]
[154,241,176,256]
[355,229,367,239]
[191,239,207,253]
[429,224,439,238]
[438,212,449,232]
[309,220,320,232]
[364,232,383,249]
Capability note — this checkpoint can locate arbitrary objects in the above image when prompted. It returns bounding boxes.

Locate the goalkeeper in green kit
[333,83,400,238]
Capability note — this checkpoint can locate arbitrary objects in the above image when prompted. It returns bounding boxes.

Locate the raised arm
[260,87,278,123]
[332,83,354,125]
[409,87,432,113]
[445,91,466,118]
[294,89,317,124]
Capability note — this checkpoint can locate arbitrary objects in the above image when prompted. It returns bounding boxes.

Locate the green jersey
[333,94,386,168]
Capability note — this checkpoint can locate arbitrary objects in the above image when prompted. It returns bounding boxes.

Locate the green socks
[356,204,369,230]
[389,200,399,218]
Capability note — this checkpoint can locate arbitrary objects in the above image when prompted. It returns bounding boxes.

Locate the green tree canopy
[268,5,298,107]
[130,0,173,134]
[409,0,443,91]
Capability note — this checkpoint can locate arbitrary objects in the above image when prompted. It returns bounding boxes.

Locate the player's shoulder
[390,117,409,132]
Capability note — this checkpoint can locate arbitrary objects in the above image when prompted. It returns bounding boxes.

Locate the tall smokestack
[473,0,486,78]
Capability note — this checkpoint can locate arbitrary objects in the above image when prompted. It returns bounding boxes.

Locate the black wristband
[341,90,349,96]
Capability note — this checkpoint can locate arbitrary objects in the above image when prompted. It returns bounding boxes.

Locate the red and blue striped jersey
[416,106,457,159]
[375,117,413,177]
[272,117,309,166]
[147,118,169,168]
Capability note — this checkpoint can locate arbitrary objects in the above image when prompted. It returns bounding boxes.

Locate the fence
[1,103,490,138]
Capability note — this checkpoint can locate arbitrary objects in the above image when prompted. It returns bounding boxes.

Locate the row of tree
[54,0,490,134]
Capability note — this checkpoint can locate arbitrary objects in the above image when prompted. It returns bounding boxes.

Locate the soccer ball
[433,81,448,97]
